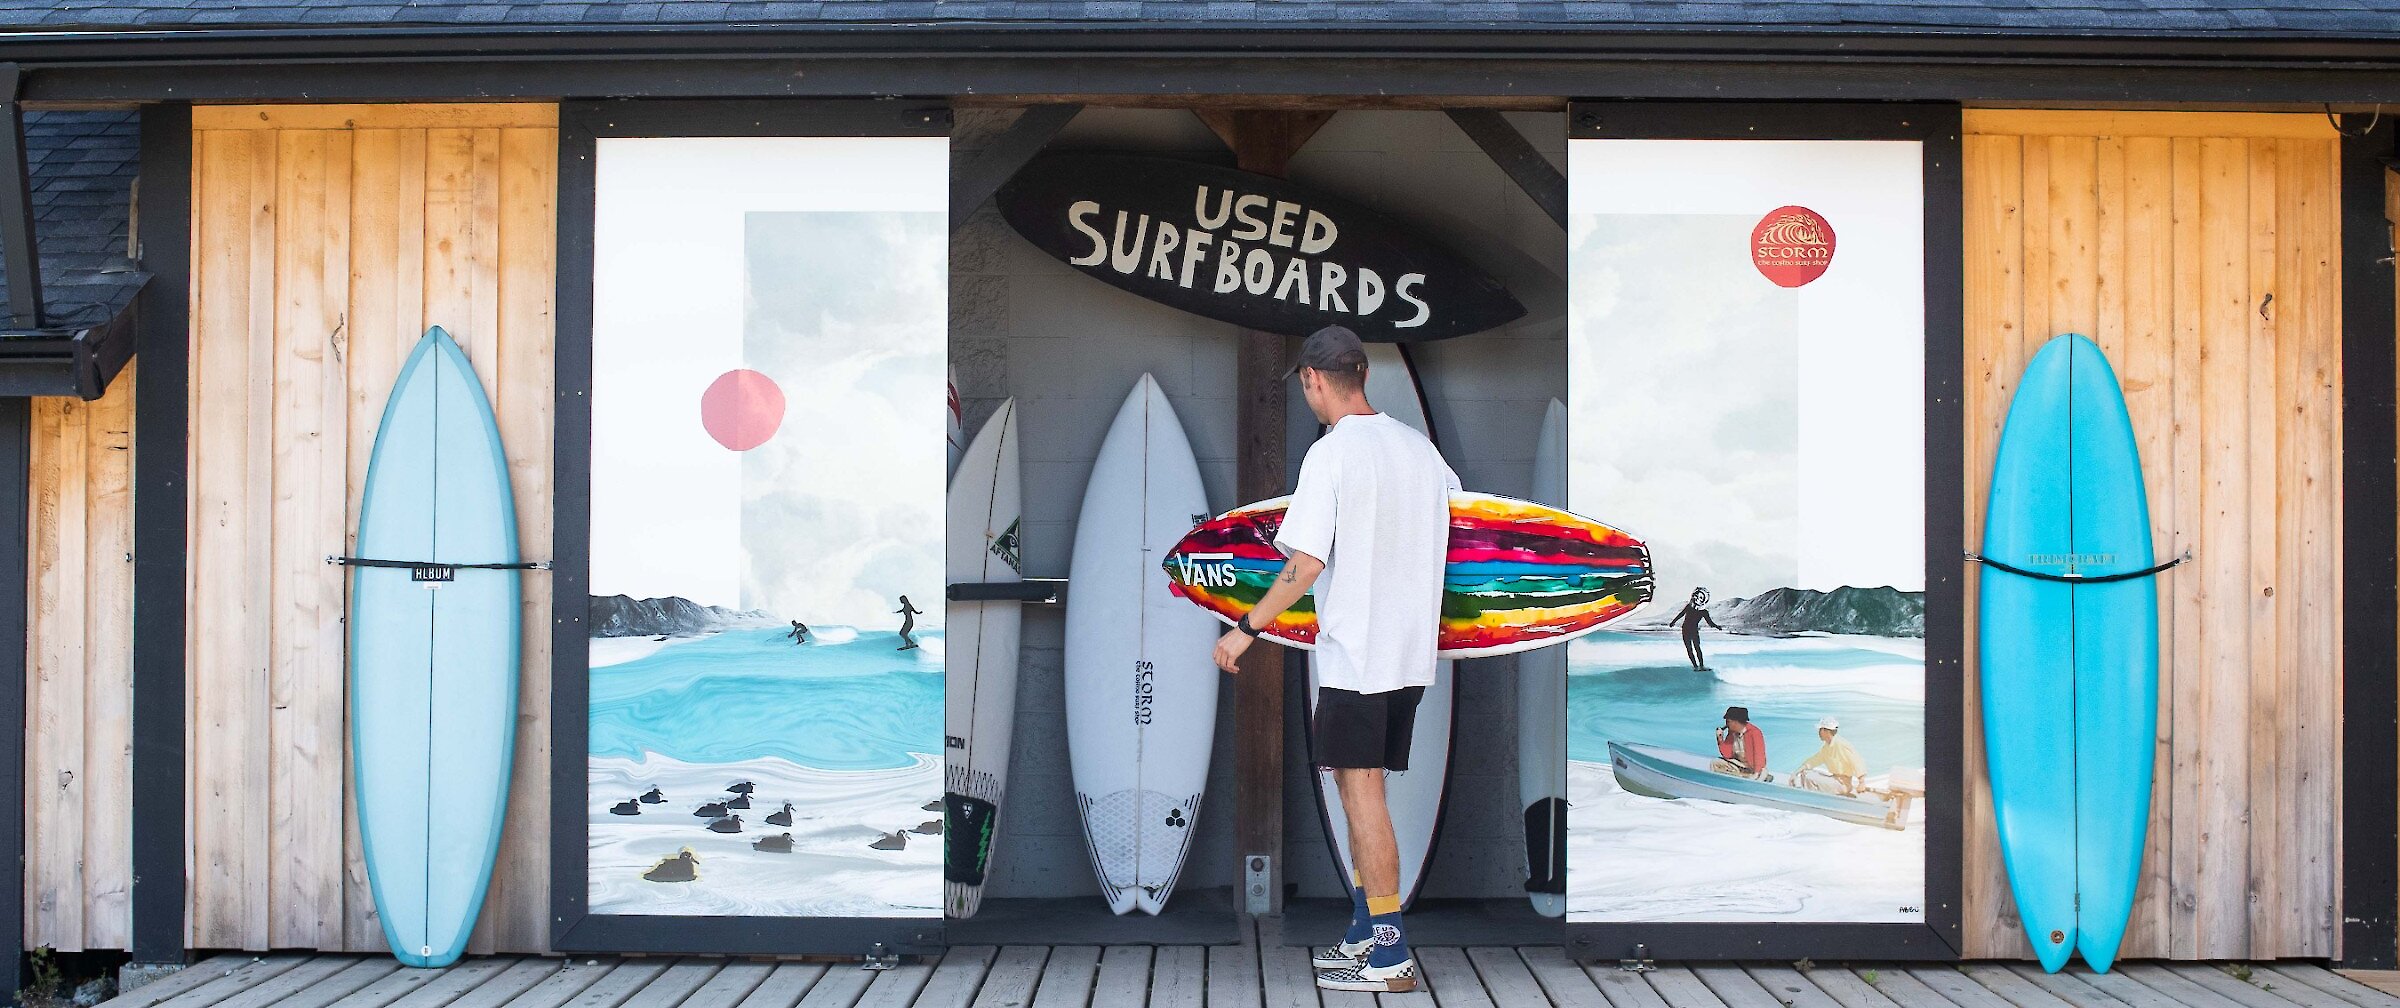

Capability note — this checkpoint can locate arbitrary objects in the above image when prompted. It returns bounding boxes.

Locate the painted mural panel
[586,136,948,918]
[1565,139,1928,924]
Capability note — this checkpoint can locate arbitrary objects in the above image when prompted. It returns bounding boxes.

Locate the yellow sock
[1367,893,1402,917]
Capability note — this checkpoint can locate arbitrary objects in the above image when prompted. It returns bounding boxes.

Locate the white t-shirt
[1273,412,1460,695]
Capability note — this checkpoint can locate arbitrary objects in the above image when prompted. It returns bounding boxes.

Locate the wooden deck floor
[98,922,2400,1008]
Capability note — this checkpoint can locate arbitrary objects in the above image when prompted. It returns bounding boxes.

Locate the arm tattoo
[1279,566,1298,584]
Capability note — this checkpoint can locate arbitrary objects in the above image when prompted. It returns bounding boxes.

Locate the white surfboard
[945,399,1022,919]
[946,367,965,480]
[1066,375,1219,915]
[1309,342,1457,910]
[1520,399,1569,917]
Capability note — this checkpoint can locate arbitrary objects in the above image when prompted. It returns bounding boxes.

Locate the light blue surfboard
[1979,333,2159,974]
[350,327,522,968]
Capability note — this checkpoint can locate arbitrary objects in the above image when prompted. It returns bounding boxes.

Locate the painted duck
[694,802,729,818]
[609,800,640,816]
[870,831,907,851]
[908,820,942,835]
[707,815,743,834]
[726,781,756,795]
[753,833,794,853]
[765,802,795,827]
[726,793,752,810]
[638,788,665,804]
[643,848,699,883]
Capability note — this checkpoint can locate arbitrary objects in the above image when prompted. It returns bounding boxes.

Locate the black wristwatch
[1237,613,1265,638]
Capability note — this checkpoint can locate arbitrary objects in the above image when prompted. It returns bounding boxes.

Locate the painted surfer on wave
[1210,325,1453,995]
[788,620,811,645]
[893,595,922,651]
[1670,587,1724,670]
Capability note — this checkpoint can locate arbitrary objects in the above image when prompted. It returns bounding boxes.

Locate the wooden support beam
[0,63,42,329]
[0,397,26,1008]
[950,103,1081,233]
[2339,113,2400,969]
[129,102,191,967]
[1197,108,1332,917]
[1445,109,1567,229]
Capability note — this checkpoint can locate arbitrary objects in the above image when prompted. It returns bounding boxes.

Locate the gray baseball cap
[1283,324,1370,380]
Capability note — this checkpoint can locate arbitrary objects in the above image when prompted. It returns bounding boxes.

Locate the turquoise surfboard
[1979,333,2159,974]
[350,327,522,968]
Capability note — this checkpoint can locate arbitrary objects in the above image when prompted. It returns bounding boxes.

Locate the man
[1711,706,1768,780]
[1212,325,1456,995]
[1791,716,1866,795]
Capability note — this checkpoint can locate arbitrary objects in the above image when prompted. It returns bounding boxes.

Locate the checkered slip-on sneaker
[1312,939,1372,969]
[1315,958,1419,993]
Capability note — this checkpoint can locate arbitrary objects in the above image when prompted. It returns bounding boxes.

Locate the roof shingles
[1,110,144,333]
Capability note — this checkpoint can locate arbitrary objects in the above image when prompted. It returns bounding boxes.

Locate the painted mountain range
[588,595,775,638]
[1638,586,1926,638]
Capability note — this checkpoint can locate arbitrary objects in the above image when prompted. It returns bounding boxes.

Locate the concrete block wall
[948,106,1567,905]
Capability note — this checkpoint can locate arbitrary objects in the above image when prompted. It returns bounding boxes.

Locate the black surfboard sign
[996,153,1525,342]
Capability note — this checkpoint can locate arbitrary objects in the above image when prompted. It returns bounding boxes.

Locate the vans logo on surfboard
[1171,553,1239,589]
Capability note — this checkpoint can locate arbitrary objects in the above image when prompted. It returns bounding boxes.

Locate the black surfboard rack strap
[946,577,1065,605]
[1964,548,2192,584]
[326,554,553,584]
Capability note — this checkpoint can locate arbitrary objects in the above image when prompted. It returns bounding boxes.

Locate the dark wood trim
[2337,112,2398,970]
[128,101,191,967]
[22,54,2400,108]
[1563,100,1966,963]
[548,99,949,957]
[949,103,1080,234]
[0,395,27,1008]
[1445,110,1566,229]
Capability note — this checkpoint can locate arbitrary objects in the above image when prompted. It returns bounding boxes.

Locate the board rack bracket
[1617,945,1656,972]
[861,944,899,971]
[947,577,1065,605]
[1243,854,1275,915]
[326,554,554,584]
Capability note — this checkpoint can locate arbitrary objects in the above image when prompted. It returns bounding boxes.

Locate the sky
[588,136,948,628]
[1567,138,1927,608]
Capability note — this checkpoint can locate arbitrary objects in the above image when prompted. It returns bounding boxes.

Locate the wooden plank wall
[24,367,137,951]
[1961,110,2344,960]
[176,104,557,953]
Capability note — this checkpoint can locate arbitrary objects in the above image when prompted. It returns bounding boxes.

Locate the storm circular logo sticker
[1751,205,1836,288]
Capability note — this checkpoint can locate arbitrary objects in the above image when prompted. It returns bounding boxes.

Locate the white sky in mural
[590,136,948,627]
[1567,138,1925,603]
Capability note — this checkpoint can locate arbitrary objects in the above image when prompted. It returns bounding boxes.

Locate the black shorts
[1313,685,1426,771]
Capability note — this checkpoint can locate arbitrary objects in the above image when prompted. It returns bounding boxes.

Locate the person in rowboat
[1210,325,1455,995]
[1790,716,1867,795]
[1710,706,1768,780]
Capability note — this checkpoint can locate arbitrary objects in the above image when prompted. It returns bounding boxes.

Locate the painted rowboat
[1606,741,1904,831]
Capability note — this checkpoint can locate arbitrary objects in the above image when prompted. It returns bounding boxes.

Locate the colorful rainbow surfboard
[1162,492,1653,659]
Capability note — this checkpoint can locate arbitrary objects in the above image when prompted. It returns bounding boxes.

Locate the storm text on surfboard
[1133,660,1156,726]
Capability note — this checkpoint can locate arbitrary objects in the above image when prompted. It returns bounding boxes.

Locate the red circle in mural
[1751,205,1837,288]
[700,369,785,451]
